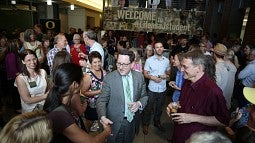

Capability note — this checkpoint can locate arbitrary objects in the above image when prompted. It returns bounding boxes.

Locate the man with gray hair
[47,33,69,69]
[83,30,104,67]
[186,131,231,143]
[166,51,230,143]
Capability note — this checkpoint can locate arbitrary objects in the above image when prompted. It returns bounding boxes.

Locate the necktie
[125,76,134,122]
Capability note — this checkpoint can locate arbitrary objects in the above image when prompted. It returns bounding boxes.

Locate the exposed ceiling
[0,0,208,12]
[0,0,103,12]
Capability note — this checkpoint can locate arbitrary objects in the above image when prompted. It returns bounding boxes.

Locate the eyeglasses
[181,64,194,70]
[181,65,189,70]
[116,62,131,68]
[181,64,198,70]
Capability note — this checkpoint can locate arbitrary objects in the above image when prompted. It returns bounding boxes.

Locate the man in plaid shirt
[47,33,68,70]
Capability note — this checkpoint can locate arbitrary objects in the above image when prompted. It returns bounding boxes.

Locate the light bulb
[71,4,74,10]
[11,0,16,5]
[47,0,52,5]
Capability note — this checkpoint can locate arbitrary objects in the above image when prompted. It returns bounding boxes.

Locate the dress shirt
[238,60,255,87]
[144,55,170,92]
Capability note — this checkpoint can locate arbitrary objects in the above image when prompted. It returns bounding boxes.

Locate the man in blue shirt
[142,40,170,135]
[237,48,255,107]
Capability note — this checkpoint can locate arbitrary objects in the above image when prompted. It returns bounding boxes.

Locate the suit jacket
[96,70,148,138]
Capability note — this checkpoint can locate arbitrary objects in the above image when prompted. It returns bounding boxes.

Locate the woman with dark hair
[23,29,45,63]
[51,51,86,130]
[15,49,50,113]
[5,39,21,112]
[168,52,184,102]
[114,40,128,60]
[81,51,106,132]
[51,51,72,76]
[44,63,111,143]
[204,54,216,82]
[117,40,127,51]
[41,36,51,75]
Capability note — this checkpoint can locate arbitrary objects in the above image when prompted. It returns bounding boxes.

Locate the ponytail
[43,87,61,112]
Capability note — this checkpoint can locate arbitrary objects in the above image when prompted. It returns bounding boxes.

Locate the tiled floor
[133,95,173,143]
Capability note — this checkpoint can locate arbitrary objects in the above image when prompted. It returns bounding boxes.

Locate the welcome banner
[103,7,205,34]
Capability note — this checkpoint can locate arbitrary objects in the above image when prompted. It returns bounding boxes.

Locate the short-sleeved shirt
[47,47,60,68]
[215,61,229,108]
[144,55,170,92]
[224,61,237,109]
[172,74,230,143]
[47,107,75,143]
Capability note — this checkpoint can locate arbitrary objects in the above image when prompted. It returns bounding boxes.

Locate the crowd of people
[0,24,255,143]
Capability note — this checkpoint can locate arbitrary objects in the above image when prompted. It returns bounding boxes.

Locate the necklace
[63,105,87,132]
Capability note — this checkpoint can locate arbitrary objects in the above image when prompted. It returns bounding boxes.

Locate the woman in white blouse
[15,49,50,113]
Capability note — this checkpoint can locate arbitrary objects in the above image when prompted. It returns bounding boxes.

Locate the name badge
[29,81,37,88]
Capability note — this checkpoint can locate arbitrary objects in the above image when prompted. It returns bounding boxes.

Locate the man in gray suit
[97,49,148,143]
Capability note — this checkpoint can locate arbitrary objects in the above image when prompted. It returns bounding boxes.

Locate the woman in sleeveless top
[23,29,45,64]
[81,51,106,131]
[15,49,50,113]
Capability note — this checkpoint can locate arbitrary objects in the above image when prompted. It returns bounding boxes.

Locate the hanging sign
[103,7,205,34]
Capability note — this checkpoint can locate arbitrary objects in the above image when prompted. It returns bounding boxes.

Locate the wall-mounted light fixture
[11,0,16,5]
[47,0,52,5]
[70,4,74,10]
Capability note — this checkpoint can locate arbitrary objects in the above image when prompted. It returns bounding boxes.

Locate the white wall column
[68,8,86,31]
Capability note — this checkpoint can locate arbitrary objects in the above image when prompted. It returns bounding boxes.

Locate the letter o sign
[45,21,55,29]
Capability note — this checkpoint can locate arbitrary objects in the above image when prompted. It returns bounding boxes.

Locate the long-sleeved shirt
[238,60,255,87]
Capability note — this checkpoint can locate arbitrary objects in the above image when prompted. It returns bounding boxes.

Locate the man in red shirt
[166,51,230,143]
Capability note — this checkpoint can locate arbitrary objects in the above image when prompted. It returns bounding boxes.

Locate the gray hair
[83,30,96,40]
[186,131,232,143]
[182,50,205,70]
[182,50,216,81]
